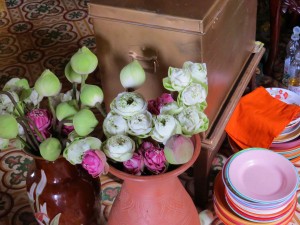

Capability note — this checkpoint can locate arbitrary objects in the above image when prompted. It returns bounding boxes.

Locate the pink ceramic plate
[270,137,300,150]
[273,125,300,143]
[281,121,300,135]
[227,148,298,203]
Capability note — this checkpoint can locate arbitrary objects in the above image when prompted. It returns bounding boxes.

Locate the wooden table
[194,47,266,208]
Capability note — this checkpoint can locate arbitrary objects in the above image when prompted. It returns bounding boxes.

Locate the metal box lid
[88,0,229,33]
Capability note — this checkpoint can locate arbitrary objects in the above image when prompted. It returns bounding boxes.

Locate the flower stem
[23,117,45,142]
[17,135,32,151]
[48,97,56,130]
[17,119,39,152]
[95,102,107,117]
[79,74,88,109]
[57,119,72,137]
[0,91,24,116]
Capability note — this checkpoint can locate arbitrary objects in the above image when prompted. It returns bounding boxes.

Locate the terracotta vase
[107,135,201,225]
[26,156,102,225]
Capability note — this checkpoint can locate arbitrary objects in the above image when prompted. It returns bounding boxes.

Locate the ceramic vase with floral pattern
[26,156,102,225]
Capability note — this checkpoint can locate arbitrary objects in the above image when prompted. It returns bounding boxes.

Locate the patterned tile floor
[0,0,299,225]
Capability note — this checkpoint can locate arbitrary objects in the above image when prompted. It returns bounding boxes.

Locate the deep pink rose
[62,124,74,135]
[27,109,52,141]
[82,150,109,177]
[139,142,168,174]
[123,152,144,175]
[148,93,174,115]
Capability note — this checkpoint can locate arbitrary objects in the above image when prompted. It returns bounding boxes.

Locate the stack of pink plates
[214,148,298,224]
[266,88,300,163]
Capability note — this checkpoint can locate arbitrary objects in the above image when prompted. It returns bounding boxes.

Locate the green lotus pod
[70,46,98,75]
[164,134,194,165]
[56,101,78,121]
[34,69,62,97]
[120,60,146,89]
[39,138,62,161]
[73,109,98,136]
[80,84,104,107]
[0,114,18,139]
[65,62,82,83]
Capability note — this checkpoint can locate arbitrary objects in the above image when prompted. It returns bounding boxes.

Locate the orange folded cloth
[225,86,300,149]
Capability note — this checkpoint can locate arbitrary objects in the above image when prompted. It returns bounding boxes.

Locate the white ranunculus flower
[103,112,128,138]
[110,92,147,117]
[165,67,191,92]
[63,137,102,164]
[151,114,181,144]
[160,102,183,115]
[127,111,153,137]
[183,61,208,85]
[176,106,209,136]
[103,135,135,162]
[179,83,207,106]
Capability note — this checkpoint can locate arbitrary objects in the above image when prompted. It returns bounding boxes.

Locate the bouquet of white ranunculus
[102,60,209,175]
[0,46,109,178]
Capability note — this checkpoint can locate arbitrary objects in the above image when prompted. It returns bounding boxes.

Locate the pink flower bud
[82,150,109,177]
[62,124,74,135]
[123,152,144,175]
[139,142,168,174]
[148,93,174,115]
[27,109,52,141]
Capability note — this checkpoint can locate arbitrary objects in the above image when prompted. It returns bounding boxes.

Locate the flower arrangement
[101,59,209,175]
[0,46,209,177]
[0,46,108,178]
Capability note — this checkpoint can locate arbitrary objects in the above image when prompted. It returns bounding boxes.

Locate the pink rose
[123,152,144,175]
[148,93,174,115]
[27,109,52,141]
[82,150,109,177]
[139,142,168,174]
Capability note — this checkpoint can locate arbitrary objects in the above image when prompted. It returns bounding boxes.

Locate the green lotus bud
[56,101,78,121]
[34,69,62,97]
[39,138,62,161]
[73,109,98,136]
[120,60,146,89]
[0,114,18,139]
[70,46,98,75]
[80,84,104,107]
[164,134,194,165]
[65,62,82,83]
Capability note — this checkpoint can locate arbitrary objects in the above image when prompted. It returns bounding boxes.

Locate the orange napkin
[225,86,300,149]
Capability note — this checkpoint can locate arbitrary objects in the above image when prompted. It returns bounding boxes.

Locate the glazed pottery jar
[26,156,102,225]
[106,135,201,225]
